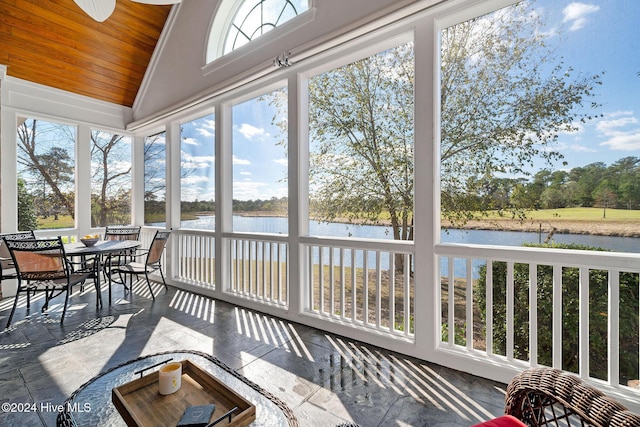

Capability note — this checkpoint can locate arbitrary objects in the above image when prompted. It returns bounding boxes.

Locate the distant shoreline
[187,211,640,238]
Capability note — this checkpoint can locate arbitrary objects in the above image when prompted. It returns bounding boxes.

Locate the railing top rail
[436,242,640,271]
[221,231,289,243]
[301,235,414,252]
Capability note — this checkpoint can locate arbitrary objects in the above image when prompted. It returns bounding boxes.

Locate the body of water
[177,215,640,254]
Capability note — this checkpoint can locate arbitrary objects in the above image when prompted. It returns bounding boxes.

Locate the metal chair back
[146,231,170,267]
[104,226,141,241]
[6,238,68,281]
[0,231,36,280]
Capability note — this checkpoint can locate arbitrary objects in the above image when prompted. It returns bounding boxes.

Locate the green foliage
[308,42,415,243]
[17,178,38,231]
[475,243,639,383]
[441,322,466,346]
[440,1,603,225]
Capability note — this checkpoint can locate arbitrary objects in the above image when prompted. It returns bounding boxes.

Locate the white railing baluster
[579,267,589,379]
[448,256,455,346]
[529,263,538,366]
[351,249,357,323]
[330,247,335,317]
[466,258,473,351]
[552,265,562,369]
[376,251,382,328]
[319,246,325,314]
[609,270,620,386]
[390,252,396,333]
[486,260,493,356]
[507,261,514,361]
[340,248,346,320]
[404,253,410,336]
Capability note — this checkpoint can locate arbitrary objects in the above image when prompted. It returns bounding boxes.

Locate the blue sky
[534,0,640,170]
[179,0,640,202]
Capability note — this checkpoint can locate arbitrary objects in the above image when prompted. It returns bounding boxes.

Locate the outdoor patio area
[0,281,508,426]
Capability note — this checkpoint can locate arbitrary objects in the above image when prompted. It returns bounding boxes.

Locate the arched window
[206,0,310,63]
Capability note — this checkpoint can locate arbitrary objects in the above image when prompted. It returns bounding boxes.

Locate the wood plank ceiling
[0,0,172,107]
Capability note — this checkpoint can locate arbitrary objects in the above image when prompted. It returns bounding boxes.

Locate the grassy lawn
[37,215,75,229]
[34,207,640,231]
[518,207,640,222]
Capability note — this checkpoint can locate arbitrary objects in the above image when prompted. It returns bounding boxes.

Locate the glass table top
[56,350,297,427]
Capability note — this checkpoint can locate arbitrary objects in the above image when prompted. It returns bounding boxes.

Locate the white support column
[215,102,233,294]
[75,124,92,236]
[0,75,18,232]
[414,19,438,358]
[288,73,309,315]
[166,121,181,231]
[131,135,145,227]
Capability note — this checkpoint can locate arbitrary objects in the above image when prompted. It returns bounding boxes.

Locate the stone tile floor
[0,280,508,426]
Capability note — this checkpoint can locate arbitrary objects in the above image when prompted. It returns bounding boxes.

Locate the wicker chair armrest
[505,367,640,427]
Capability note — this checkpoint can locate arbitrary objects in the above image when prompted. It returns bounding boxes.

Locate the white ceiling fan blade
[131,0,182,4]
[73,0,116,22]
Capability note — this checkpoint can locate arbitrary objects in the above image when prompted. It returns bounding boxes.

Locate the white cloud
[197,119,216,138]
[596,116,638,133]
[181,175,211,185]
[562,3,600,31]
[569,144,597,153]
[181,152,215,170]
[595,111,640,151]
[238,123,265,140]
[600,132,640,151]
[233,180,287,200]
[273,158,288,166]
[182,137,199,146]
[232,155,251,165]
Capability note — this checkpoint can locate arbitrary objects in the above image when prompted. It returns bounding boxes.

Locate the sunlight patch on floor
[169,289,215,323]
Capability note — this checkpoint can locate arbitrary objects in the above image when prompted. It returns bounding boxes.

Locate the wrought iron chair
[102,225,142,288]
[0,231,36,285]
[112,230,170,299]
[104,226,141,242]
[505,367,640,426]
[3,237,97,329]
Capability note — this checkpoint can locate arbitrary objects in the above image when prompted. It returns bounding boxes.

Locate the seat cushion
[471,415,527,427]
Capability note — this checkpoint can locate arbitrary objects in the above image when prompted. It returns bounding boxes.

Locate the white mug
[158,362,182,395]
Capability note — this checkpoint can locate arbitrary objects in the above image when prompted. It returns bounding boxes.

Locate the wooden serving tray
[112,359,256,427]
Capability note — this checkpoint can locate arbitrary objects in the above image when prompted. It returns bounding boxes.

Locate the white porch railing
[173,229,216,288]
[163,230,640,410]
[226,233,289,306]
[302,238,414,338]
[436,243,640,393]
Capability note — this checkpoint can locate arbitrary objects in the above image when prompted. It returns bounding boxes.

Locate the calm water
[177,215,640,253]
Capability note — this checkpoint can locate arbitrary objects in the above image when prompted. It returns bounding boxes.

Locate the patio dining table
[65,240,141,307]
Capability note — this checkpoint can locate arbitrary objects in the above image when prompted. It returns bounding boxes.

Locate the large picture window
[144,132,167,226]
[91,130,132,227]
[308,41,415,241]
[181,114,216,229]
[16,118,76,230]
[232,87,288,233]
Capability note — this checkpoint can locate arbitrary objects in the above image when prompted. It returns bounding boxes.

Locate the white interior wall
[132,0,423,122]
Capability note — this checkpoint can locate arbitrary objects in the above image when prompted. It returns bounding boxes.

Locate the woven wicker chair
[505,367,640,427]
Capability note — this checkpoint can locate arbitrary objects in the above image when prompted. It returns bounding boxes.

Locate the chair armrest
[505,367,640,426]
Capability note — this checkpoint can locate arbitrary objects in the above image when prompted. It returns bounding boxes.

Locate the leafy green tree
[17,178,38,231]
[570,162,607,207]
[440,1,602,224]
[306,0,602,241]
[309,42,415,245]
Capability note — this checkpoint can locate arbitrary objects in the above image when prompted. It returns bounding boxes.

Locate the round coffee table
[56,350,298,427]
